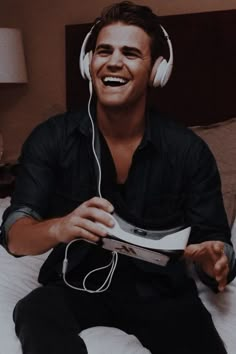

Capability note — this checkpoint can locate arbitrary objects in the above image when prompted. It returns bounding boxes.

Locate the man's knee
[13,286,60,325]
[14,288,42,326]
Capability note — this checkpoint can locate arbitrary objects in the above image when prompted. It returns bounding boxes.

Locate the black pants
[13,253,227,354]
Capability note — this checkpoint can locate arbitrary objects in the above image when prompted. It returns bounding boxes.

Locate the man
[0,2,235,353]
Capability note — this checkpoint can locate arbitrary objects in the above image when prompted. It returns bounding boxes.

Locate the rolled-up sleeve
[0,207,42,254]
[0,118,59,251]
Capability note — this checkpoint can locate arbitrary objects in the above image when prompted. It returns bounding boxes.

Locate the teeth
[103,76,128,84]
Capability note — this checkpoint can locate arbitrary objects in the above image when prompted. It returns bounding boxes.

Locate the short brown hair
[86,1,165,63]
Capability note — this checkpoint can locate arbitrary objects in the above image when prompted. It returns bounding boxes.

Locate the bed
[0,9,236,354]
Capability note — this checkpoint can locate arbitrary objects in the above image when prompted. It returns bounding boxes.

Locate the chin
[99,102,127,112]
[97,96,129,109]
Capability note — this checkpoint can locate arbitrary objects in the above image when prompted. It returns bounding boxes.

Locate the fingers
[74,197,115,224]
[184,241,229,291]
[214,248,229,291]
[184,244,202,261]
[213,241,224,256]
[83,197,114,213]
[185,241,224,263]
[70,223,104,243]
[71,215,113,241]
[212,242,229,290]
[215,267,228,292]
[56,214,110,244]
[78,206,115,226]
[56,197,115,244]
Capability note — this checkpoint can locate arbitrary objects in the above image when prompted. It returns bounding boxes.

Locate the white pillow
[0,196,11,220]
[80,327,151,354]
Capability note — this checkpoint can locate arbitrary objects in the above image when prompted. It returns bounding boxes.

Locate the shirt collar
[68,106,162,152]
[67,105,94,137]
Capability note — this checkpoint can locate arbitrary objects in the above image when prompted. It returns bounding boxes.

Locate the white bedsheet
[0,197,236,354]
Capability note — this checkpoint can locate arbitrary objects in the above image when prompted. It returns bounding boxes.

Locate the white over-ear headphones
[79,26,94,82]
[79,23,173,88]
[150,25,173,87]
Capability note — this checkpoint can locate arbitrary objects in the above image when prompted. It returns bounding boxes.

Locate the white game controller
[97,213,191,251]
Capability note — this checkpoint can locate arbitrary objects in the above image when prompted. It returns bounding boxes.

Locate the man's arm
[7,197,114,256]
[183,135,236,291]
[0,116,114,256]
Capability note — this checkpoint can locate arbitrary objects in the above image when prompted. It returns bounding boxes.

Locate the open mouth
[102,76,129,87]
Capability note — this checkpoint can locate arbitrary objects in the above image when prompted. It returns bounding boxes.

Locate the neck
[96,102,146,141]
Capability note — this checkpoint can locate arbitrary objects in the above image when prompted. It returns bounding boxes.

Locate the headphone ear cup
[149,56,163,87]
[160,61,173,87]
[151,58,173,88]
[150,57,167,87]
[82,51,92,81]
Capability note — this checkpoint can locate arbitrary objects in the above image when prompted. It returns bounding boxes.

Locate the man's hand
[184,241,229,292]
[52,197,114,244]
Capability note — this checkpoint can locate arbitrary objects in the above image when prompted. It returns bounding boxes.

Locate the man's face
[90,22,152,110]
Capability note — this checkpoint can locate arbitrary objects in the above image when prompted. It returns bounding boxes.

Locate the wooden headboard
[65,10,236,126]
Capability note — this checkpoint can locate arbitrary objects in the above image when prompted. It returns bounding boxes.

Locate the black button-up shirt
[0,107,233,287]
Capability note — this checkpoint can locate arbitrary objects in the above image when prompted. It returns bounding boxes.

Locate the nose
[107,49,123,68]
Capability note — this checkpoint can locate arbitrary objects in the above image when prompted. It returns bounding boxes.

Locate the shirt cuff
[1,207,42,256]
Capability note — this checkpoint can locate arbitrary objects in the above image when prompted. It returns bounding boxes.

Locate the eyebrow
[123,46,142,56]
[95,44,112,51]
[95,44,142,56]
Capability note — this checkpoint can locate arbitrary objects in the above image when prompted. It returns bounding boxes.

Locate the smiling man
[0,2,235,354]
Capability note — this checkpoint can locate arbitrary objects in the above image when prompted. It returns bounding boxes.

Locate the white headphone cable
[88,80,102,198]
[62,239,118,293]
[62,80,119,293]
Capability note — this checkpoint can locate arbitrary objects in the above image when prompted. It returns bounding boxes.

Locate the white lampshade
[0,28,28,83]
